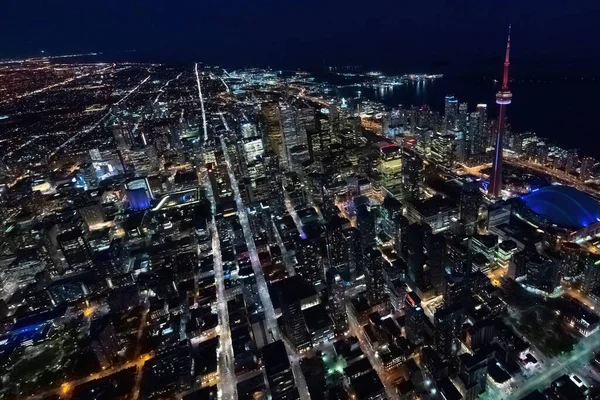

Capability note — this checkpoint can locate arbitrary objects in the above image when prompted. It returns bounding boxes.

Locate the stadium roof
[522,185,600,230]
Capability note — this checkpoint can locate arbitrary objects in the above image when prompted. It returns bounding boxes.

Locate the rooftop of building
[303,304,332,333]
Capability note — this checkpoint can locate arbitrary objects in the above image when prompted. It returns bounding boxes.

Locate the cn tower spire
[502,25,511,90]
[489,25,513,198]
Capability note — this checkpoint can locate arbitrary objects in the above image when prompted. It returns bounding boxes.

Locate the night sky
[2,0,599,73]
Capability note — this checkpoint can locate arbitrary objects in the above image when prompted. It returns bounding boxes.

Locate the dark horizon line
[3,48,600,78]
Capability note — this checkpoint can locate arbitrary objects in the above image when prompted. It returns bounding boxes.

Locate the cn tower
[489,25,512,198]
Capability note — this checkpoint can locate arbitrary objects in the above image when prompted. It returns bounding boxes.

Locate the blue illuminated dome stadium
[522,185,600,230]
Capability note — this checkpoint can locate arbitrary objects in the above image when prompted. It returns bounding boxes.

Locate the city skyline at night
[1,4,600,399]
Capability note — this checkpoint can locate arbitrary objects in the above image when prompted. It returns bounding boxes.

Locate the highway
[194,63,209,143]
[506,157,600,199]
[218,113,311,400]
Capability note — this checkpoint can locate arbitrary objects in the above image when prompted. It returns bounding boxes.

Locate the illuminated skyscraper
[489,26,513,198]
[469,104,488,156]
[401,147,423,201]
[356,204,376,252]
[458,102,469,135]
[459,182,481,236]
[280,104,309,169]
[565,149,579,173]
[378,144,403,197]
[405,292,424,346]
[327,270,348,333]
[261,103,285,165]
[430,133,456,168]
[444,95,459,131]
[434,304,463,361]
[365,249,387,306]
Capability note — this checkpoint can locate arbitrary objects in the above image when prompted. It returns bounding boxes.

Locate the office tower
[365,249,387,306]
[524,252,560,294]
[421,346,448,385]
[380,196,403,239]
[443,271,469,308]
[242,136,264,163]
[328,105,340,137]
[423,225,445,292]
[297,107,316,133]
[141,343,193,397]
[490,26,513,198]
[356,204,376,252]
[453,128,468,163]
[444,95,459,131]
[469,104,488,155]
[378,144,403,197]
[581,156,595,181]
[326,216,350,278]
[464,320,495,353]
[406,223,426,287]
[446,237,472,276]
[471,234,498,270]
[565,149,579,173]
[90,316,120,369]
[582,253,600,294]
[497,239,518,270]
[241,121,258,138]
[458,351,489,398]
[57,229,93,271]
[430,132,456,168]
[458,102,469,137]
[262,341,298,400]
[109,238,131,274]
[278,285,311,351]
[401,147,423,201]
[295,233,324,286]
[560,242,583,280]
[393,214,410,261]
[459,182,481,236]
[265,152,285,216]
[280,104,309,169]
[434,304,463,361]
[343,227,363,279]
[327,270,348,333]
[80,162,98,190]
[404,292,424,346]
[261,103,285,164]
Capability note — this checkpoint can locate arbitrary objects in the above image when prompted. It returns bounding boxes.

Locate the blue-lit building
[515,185,600,242]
